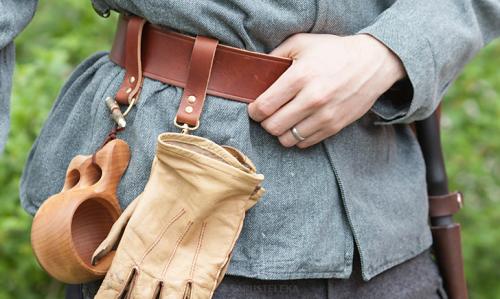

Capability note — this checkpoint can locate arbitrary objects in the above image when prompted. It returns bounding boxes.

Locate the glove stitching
[190,222,207,279]
[139,209,186,264]
[161,221,194,278]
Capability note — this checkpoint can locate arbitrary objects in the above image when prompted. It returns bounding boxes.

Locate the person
[1,0,499,298]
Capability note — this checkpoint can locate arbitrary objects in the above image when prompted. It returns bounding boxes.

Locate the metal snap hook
[174,117,200,134]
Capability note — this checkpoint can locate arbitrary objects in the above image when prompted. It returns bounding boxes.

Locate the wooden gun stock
[415,110,468,299]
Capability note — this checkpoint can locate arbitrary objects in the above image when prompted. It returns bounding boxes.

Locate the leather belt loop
[429,192,464,217]
[175,36,219,128]
[115,16,146,105]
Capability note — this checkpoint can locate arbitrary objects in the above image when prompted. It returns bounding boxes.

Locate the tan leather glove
[91,132,264,299]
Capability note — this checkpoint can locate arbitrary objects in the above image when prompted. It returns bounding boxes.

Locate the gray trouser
[67,249,447,299]
[212,250,448,299]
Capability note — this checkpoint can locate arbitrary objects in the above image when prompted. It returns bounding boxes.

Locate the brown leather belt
[109,15,292,127]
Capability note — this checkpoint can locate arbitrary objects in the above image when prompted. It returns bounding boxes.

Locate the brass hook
[173,116,200,134]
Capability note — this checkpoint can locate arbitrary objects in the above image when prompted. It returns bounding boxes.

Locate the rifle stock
[415,110,468,299]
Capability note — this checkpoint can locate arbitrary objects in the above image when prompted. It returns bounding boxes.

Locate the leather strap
[175,37,219,127]
[431,224,468,299]
[115,16,146,105]
[110,15,292,105]
[429,192,463,217]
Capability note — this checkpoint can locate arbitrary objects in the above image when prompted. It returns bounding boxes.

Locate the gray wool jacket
[1,0,499,296]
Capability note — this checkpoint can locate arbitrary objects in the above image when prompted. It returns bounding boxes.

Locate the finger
[286,97,371,148]
[278,105,342,148]
[296,129,332,148]
[247,62,306,122]
[260,83,324,137]
[95,264,137,299]
[189,281,213,299]
[160,281,186,299]
[269,34,304,58]
[129,270,162,299]
[278,118,321,148]
[92,195,141,265]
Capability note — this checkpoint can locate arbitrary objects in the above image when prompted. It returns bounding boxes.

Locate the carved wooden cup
[31,139,130,284]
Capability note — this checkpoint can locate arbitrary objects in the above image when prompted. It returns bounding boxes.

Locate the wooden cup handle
[62,139,130,194]
[31,138,131,284]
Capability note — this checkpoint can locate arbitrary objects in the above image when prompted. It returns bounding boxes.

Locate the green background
[1,1,499,298]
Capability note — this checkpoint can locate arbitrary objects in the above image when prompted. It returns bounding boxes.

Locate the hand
[248,33,406,148]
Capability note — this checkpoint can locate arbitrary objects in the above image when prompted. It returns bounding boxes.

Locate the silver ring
[291,126,306,142]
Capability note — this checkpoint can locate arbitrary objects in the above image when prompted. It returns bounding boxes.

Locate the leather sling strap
[429,192,463,217]
[115,16,146,105]
[175,37,219,128]
[110,15,292,106]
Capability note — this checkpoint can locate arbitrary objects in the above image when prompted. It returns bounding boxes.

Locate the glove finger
[188,281,213,299]
[95,263,137,299]
[92,195,141,265]
[160,280,188,299]
[128,270,162,299]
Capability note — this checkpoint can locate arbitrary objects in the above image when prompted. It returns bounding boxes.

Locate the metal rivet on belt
[187,95,197,103]
[126,87,132,94]
[129,76,136,84]
[184,106,193,114]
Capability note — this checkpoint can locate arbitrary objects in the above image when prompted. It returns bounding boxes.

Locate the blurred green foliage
[442,39,500,298]
[0,1,498,298]
[1,2,116,299]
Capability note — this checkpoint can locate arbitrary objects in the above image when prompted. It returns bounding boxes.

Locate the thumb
[91,195,141,265]
[269,33,305,58]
